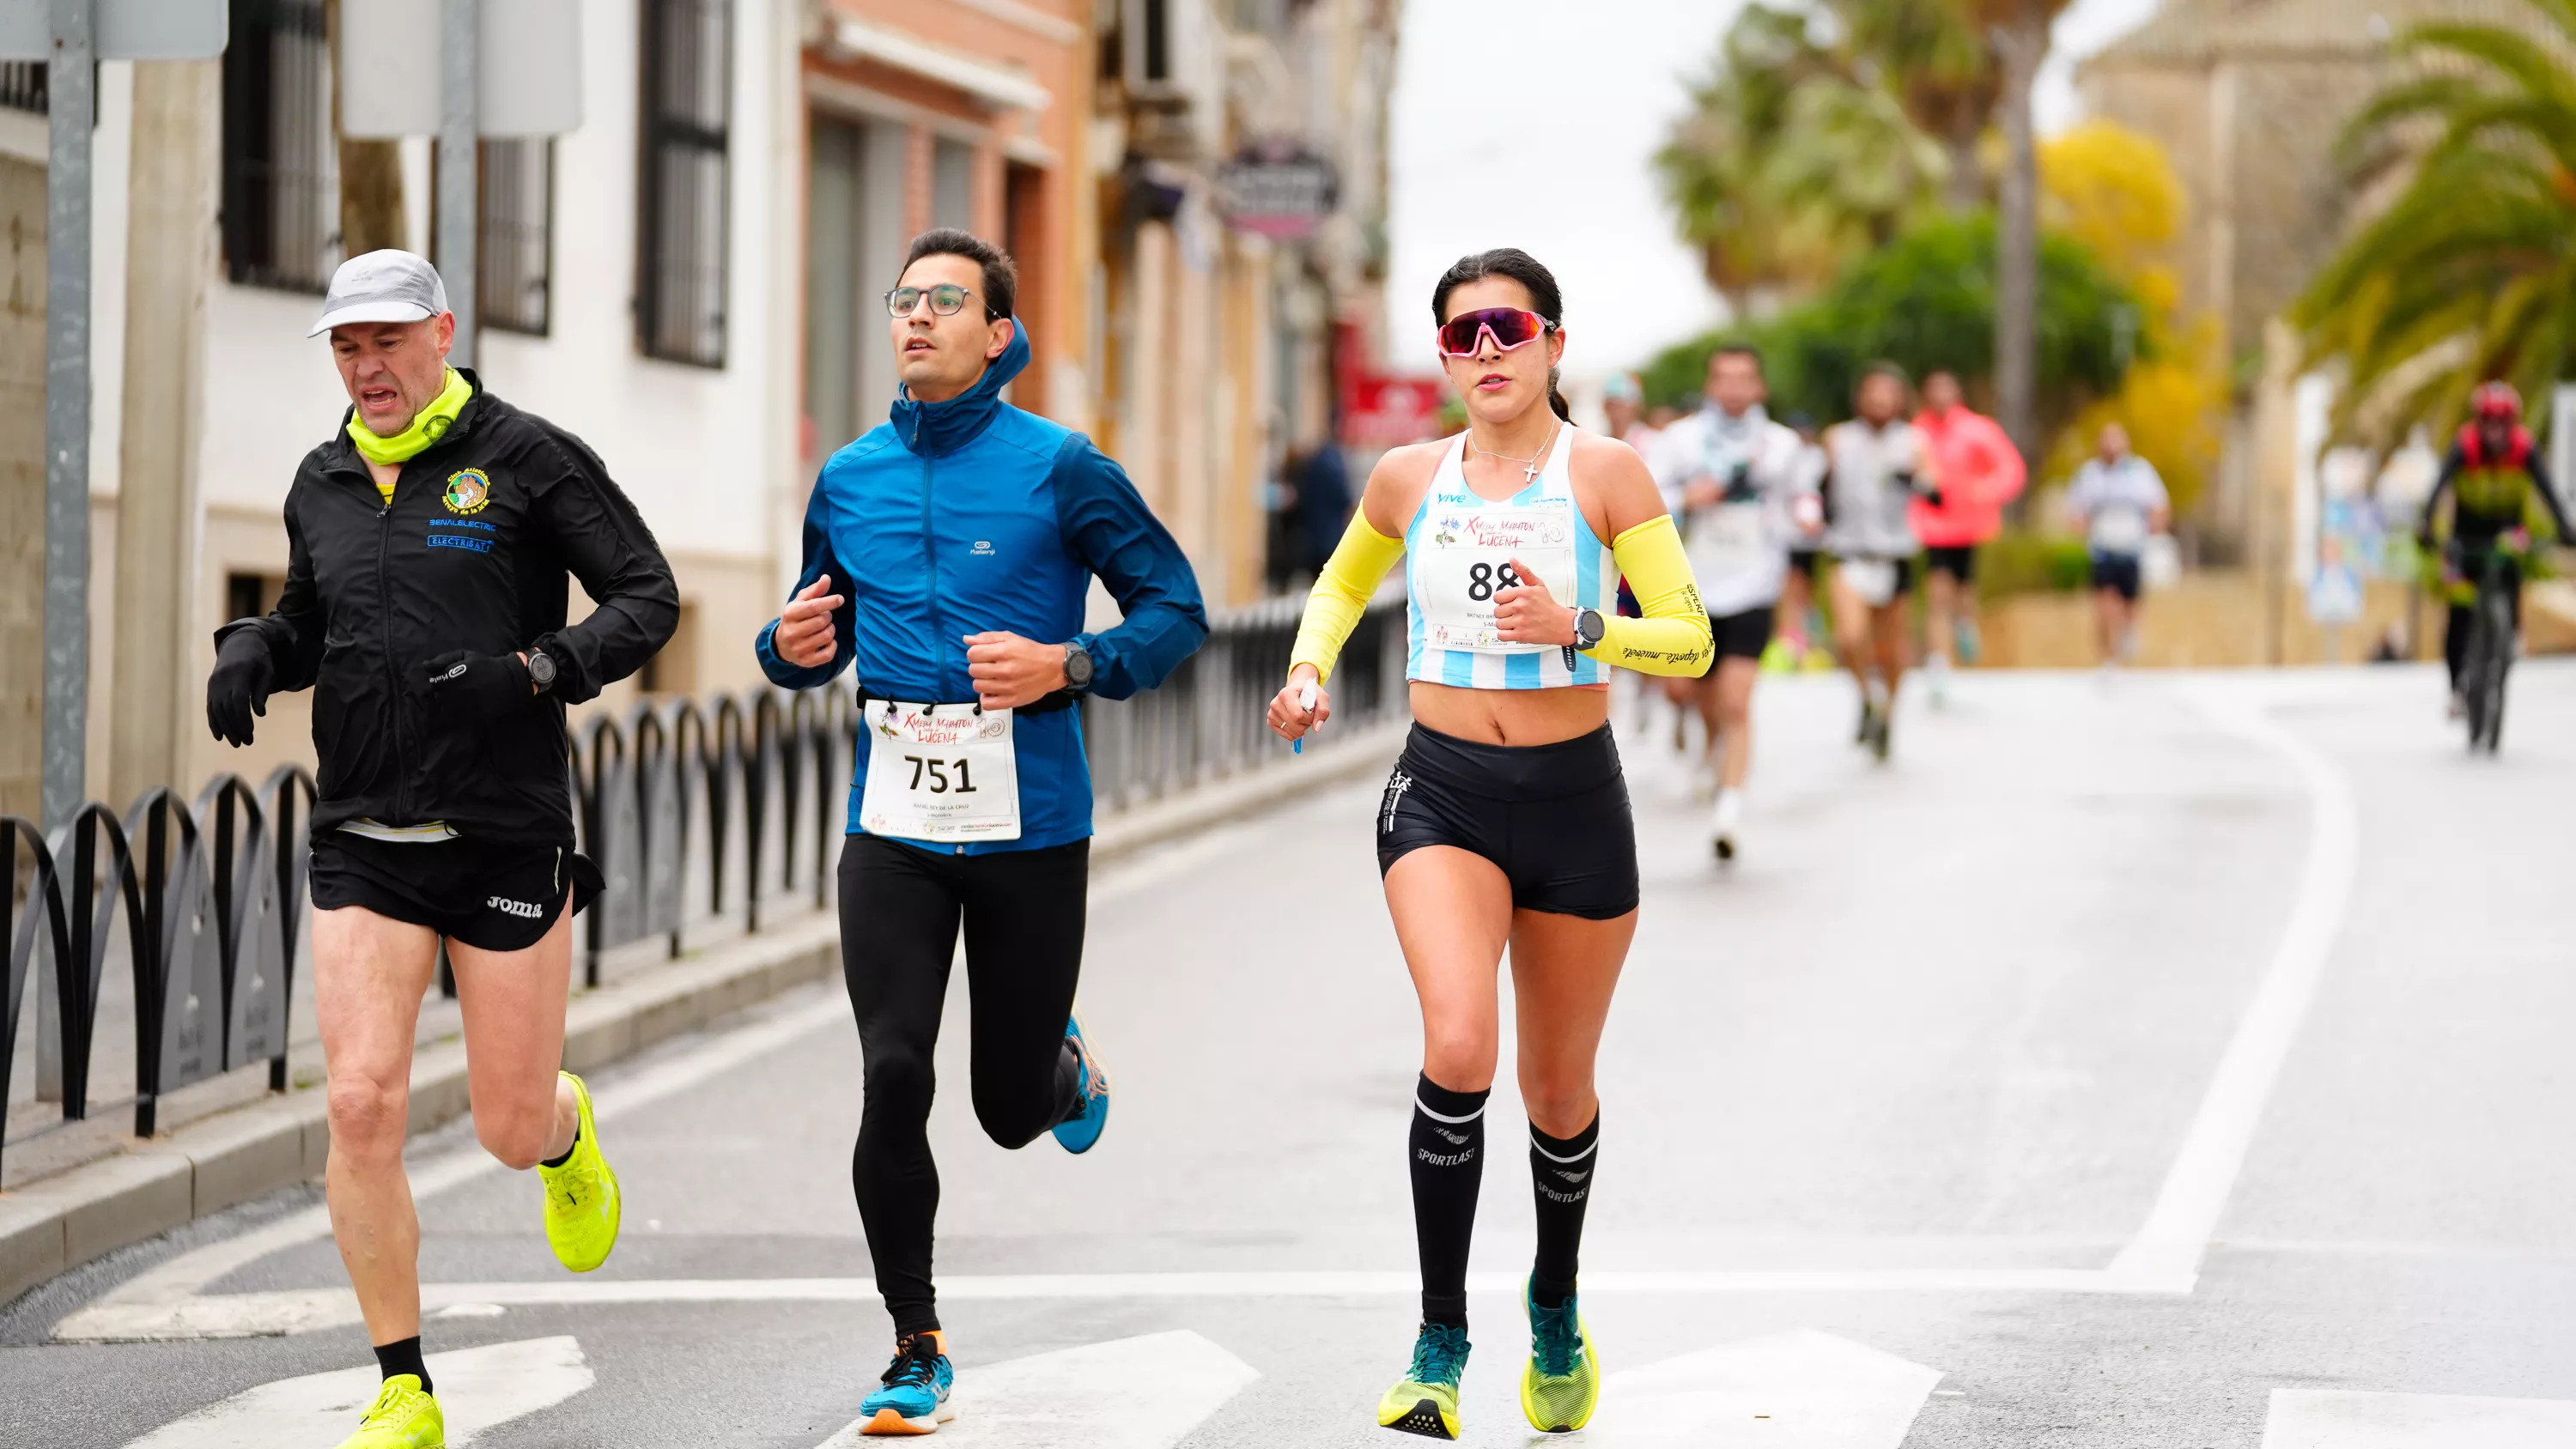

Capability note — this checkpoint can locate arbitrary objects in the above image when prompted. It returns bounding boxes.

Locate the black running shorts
[1924,544,1978,582]
[2090,550,2143,603]
[1787,548,1820,580]
[1376,723,1638,920]
[1707,605,1777,662]
[310,832,603,952]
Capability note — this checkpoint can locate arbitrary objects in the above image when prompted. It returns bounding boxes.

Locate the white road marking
[119,1335,591,1448]
[54,1265,2164,1341]
[811,1330,1257,1447]
[2262,1388,2576,1446]
[2110,689,2360,1289]
[1581,1329,1941,1446]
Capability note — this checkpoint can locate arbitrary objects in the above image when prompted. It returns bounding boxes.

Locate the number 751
[903,755,976,793]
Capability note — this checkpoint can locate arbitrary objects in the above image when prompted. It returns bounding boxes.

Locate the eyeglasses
[1436,306,1555,359]
[884,283,990,319]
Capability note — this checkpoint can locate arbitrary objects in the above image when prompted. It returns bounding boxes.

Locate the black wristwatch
[526,649,558,693]
[1571,608,1607,652]
[1062,641,1096,692]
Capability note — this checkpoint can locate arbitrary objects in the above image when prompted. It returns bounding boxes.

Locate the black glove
[207,628,276,747]
[420,650,535,727]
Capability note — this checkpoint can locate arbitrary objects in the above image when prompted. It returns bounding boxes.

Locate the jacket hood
[890,322,1031,458]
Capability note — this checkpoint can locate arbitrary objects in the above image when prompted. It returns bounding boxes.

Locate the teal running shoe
[1050,1012,1112,1155]
[857,1331,955,1435]
[1377,1321,1471,1439]
[1519,1280,1601,1433]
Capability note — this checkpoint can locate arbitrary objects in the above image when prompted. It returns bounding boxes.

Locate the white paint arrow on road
[812,1330,1258,1447]
[120,1335,593,1448]
[2263,1388,2576,1446]
[1577,1328,1942,1446]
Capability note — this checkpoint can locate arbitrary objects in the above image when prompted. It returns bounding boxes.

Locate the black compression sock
[539,1121,579,1170]
[1529,1113,1601,1309]
[374,1335,432,1394]
[1409,1073,1490,1330]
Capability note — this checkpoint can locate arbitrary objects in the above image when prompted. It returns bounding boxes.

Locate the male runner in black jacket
[205,250,677,1449]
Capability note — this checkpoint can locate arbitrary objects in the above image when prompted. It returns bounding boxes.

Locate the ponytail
[1547,367,1572,421]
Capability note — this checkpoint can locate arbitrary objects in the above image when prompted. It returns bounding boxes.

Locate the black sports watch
[1571,608,1607,652]
[526,649,558,693]
[1062,641,1096,691]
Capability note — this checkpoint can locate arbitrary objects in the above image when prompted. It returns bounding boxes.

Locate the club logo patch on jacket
[442,468,493,515]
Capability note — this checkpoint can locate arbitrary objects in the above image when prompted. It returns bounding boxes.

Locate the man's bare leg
[314,906,440,1348]
[447,906,580,1171]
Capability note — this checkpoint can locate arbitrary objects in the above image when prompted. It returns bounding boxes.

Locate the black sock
[374,1335,432,1394]
[1529,1113,1600,1309]
[539,1120,579,1170]
[1409,1073,1489,1330]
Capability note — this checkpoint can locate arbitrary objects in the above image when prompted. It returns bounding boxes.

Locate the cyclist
[2065,421,2170,670]
[1267,248,1711,1439]
[1646,343,1814,858]
[1911,370,2025,700]
[204,251,677,1449]
[1823,363,1936,760]
[2418,382,2573,713]
[756,229,1206,1436]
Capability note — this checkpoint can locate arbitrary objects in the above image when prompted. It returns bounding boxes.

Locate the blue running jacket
[756,324,1208,853]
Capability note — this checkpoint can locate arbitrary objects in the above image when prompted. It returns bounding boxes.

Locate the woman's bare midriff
[1409,679,1610,747]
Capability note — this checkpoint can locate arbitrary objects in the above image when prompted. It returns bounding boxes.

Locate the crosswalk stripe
[2263,1388,2576,1446]
[1583,1328,1942,1446]
[119,1335,592,1448]
[811,1330,1258,1448]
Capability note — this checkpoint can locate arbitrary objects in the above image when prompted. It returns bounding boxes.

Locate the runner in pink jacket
[1911,372,2026,693]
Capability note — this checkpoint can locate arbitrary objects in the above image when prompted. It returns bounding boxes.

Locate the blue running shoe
[1051,1012,1112,1155]
[858,1331,955,1436]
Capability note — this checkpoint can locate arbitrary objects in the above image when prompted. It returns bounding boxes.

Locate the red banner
[1343,374,1446,448]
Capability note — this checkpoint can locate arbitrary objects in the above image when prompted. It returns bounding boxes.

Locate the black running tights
[840,834,1090,1337]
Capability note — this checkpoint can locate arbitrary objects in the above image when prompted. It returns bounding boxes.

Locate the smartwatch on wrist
[1571,608,1607,652]
[526,649,558,694]
[1063,641,1096,692]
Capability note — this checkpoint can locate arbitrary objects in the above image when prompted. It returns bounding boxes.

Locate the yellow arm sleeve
[1288,511,1406,684]
[1591,513,1715,678]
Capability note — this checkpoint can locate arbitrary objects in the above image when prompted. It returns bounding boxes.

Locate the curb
[0,731,1403,1310]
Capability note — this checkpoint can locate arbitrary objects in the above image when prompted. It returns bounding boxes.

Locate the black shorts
[310,832,603,952]
[1925,544,1977,582]
[1708,605,1777,662]
[2090,550,2143,602]
[1787,549,1820,580]
[1376,723,1638,920]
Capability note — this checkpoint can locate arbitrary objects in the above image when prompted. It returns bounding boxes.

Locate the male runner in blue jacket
[756,228,1206,1435]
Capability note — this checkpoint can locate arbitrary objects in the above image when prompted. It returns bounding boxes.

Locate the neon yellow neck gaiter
[347,368,473,467]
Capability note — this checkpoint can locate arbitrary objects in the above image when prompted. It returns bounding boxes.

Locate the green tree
[1837,0,2000,209]
[2292,0,2576,444]
[1639,213,2142,446]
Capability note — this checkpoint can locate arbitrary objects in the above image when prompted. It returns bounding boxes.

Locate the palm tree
[2293,0,2576,444]
[1835,0,2001,209]
[1979,0,2063,466]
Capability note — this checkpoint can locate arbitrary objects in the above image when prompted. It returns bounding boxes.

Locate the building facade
[0,0,1400,819]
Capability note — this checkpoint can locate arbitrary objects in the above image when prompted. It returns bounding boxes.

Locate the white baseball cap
[310,249,451,336]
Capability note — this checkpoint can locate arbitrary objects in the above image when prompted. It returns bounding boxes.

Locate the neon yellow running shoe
[539,1070,621,1273]
[1518,1279,1601,1434]
[333,1374,443,1448]
[1376,1321,1468,1439]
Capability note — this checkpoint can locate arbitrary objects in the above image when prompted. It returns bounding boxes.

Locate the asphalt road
[9,661,2576,1448]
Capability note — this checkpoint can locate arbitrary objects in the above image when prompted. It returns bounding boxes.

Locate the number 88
[1466,561,1522,602]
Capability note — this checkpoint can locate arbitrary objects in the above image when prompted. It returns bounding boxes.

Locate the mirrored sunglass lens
[931,285,969,315]
[1479,309,1539,347]
[1438,316,1491,354]
[887,287,924,315]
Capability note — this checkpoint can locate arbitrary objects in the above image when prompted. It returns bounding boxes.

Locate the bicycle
[2455,543,2518,755]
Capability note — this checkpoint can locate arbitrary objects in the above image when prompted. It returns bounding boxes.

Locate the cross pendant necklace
[1470,419,1562,486]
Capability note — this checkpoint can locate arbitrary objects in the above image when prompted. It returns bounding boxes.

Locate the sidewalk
[0,725,1403,1308]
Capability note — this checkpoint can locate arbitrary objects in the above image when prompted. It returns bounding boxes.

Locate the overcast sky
[1382,0,2165,379]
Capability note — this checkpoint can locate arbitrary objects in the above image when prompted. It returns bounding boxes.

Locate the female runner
[1267,248,1713,1439]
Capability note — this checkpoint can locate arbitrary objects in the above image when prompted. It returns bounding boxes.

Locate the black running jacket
[217,372,679,846]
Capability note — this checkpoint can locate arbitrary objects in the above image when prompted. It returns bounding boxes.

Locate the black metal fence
[2,597,1401,1182]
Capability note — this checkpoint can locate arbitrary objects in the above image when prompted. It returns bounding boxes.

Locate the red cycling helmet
[2471,380,2523,421]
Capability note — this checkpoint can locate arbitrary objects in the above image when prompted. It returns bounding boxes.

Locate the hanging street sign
[1218,141,1339,240]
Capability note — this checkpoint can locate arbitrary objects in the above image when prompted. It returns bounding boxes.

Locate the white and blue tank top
[1404,424,1617,689]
